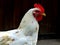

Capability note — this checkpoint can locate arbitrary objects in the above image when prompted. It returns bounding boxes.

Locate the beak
[42,13,46,16]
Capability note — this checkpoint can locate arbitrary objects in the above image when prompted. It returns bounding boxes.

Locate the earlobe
[33,10,40,17]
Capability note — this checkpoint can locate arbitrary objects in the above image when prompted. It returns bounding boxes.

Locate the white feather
[0,8,39,45]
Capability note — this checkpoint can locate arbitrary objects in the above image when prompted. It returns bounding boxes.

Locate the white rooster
[0,3,46,45]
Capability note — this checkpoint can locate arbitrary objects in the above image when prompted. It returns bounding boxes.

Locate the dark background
[0,0,58,39]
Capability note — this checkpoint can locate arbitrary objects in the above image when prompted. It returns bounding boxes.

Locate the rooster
[0,3,46,45]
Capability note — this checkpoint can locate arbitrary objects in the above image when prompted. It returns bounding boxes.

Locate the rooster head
[33,3,46,21]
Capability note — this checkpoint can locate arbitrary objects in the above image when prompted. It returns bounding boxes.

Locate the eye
[33,10,41,17]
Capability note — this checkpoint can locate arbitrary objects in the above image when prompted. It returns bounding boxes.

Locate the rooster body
[0,3,46,45]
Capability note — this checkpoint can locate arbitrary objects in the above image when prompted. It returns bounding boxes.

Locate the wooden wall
[0,0,57,35]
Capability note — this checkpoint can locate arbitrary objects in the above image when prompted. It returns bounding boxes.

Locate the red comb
[34,3,45,13]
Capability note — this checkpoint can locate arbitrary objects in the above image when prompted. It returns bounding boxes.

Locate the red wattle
[36,16,43,21]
